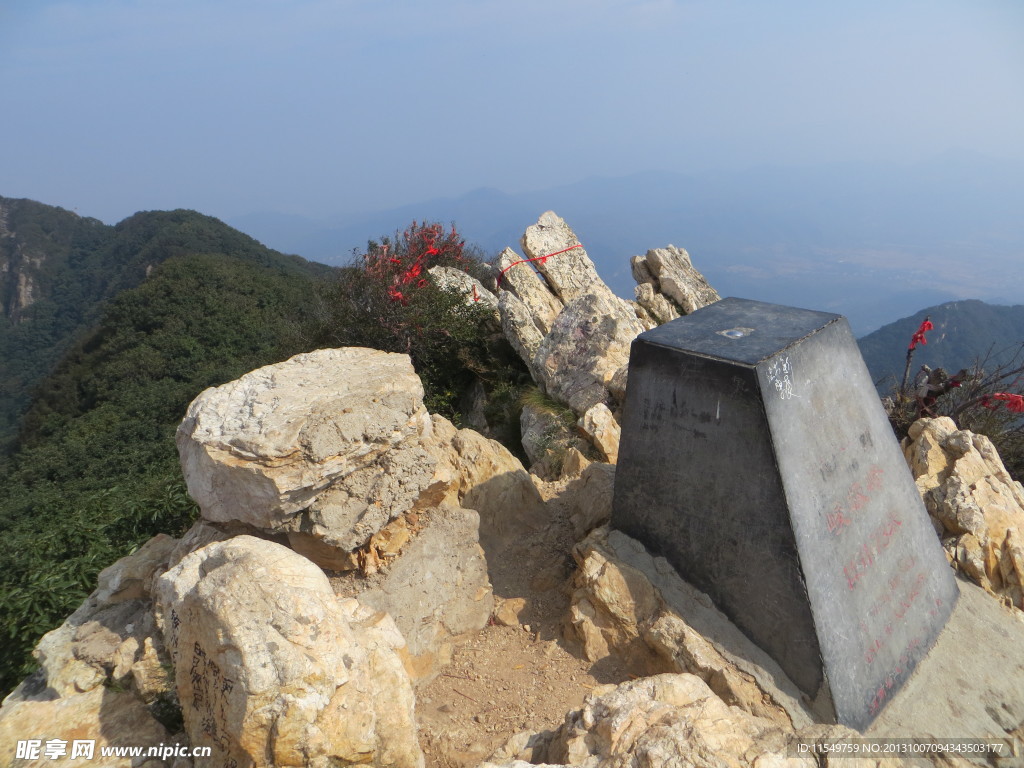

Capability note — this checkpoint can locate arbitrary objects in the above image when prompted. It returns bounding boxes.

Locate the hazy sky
[2,0,1022,224]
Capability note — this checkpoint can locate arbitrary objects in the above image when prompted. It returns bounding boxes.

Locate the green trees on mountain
[0,210,524,695]
[0,246,325,692]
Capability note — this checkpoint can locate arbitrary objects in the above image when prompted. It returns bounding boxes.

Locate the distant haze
[227,154,1024,334]
[3,1,1022,333]
[2,1,1022,223]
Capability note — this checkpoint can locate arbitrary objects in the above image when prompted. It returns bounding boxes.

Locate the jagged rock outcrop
[494,212,720,471]
[155,535,423,768]
[520,213,610,306]
[496,213,645,420]
[532,290,645,415]
[902,416,1024,608]
[566,528,813,728]
[495,246,563,334]
[631,245,721,317]
[486,675,900,768]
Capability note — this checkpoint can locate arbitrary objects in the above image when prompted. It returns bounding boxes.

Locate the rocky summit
[2,212,1023,768]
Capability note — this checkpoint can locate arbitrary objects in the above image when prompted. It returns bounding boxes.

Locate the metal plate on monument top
[611,297,959,730]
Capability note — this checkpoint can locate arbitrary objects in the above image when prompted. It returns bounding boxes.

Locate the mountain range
[857,299,1024,390]
[1,189,1022,695]
[226,151,1024,336]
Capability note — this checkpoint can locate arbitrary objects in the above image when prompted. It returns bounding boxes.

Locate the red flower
[992,393,1024,413]
[908,319,934,351]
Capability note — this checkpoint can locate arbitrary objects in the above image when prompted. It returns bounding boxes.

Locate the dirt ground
[327,473,629,768]
[415,478,630,768]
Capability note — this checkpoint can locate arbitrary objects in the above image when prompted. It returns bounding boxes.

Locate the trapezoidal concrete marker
[611,297,958,730]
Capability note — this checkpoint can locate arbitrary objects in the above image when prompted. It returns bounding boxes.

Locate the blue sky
[1,0,1022,224]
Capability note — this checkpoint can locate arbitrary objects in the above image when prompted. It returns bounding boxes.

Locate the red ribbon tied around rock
[908,319,934,351]
[981,393,1024,413]
[496,244,584,288]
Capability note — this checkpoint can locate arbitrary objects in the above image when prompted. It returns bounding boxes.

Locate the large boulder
[902,416,1024,608]
[341,506,494,682]
[155,536,423,768]
[176,348,438,561]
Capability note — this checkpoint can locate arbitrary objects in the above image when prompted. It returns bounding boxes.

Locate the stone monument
[611,297,959,729]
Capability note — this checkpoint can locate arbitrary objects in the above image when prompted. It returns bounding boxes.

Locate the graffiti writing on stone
[765,356,797,400]
[189,642,236,756]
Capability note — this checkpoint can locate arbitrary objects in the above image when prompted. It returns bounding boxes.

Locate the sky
[1,0,1022,224]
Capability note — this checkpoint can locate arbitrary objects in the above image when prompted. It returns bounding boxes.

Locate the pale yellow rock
[567,529,812,728]
[422,415,548,553]
[493,597,528,627]
[94,533,178,604]
[532,289,645,414]
[903,417,1024,608]
[130,636,171,701]
[520,211,608,306]
[633,281,680,326]
[427,265,499,316]
[352,506,494,685]
[155,536,423,768]
[533,462,615,540]
[578,403,621,464]
[498,291,546,381]
[495,246,563,334]
[176,348,431,531]
[560,447,592,479]
[544,674,850,768]
[498,213,652,417]
[631,245,721,316]
[642,245,721,314]
[0,686,169,767]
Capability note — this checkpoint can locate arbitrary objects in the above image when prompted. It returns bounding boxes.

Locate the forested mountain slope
[0,206,334,692]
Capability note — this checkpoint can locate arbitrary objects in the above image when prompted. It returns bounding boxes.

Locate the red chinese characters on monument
[826,464,885,537]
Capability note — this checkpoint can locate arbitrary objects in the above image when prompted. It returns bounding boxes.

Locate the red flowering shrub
[301,221,529,426]
[363,221,484,306]
[887,326,1024,480]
